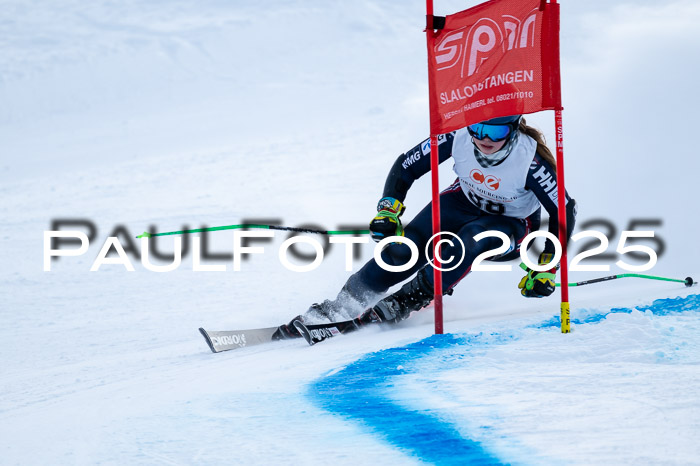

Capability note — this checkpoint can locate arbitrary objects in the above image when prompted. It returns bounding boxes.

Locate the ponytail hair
[519,118,556,168]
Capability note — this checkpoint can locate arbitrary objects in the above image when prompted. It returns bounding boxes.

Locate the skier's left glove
[518,253,558,298]
[369,197,406,242]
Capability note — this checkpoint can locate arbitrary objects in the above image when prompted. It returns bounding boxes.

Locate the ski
[199,326,283,353]
[199,312,382,353]
[292,308,384,346]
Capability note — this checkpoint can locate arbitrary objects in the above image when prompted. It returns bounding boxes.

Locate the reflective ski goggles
[467,122,517,142]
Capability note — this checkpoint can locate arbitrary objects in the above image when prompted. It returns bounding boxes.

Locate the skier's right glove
[369,197,406,242]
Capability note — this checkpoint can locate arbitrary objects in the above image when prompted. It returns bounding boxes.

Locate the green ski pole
[556,274,696,288]
[136,224,369,239]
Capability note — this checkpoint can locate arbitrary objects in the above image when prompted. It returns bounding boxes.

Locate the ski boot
[373,268,452,323]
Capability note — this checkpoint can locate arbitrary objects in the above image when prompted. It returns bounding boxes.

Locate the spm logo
[434,10,538,77]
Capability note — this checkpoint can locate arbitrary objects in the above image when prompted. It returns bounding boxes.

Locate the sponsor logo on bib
[470,169,500,190]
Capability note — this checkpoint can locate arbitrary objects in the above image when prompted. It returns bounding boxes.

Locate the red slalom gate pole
[429,135,443,334]
[554,110,570,333]
[426,0,443,335]
[551,0,569,333]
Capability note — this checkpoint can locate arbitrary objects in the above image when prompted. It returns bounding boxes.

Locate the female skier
[299,114,576,326]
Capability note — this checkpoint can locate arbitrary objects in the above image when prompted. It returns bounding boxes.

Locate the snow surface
[2,0,700,464]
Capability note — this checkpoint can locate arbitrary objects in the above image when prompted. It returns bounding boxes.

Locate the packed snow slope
[2,0,700,464]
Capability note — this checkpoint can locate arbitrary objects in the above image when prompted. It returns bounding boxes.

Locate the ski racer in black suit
[301,115,577,325]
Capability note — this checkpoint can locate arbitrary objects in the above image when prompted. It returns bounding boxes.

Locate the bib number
[467,191,505,215]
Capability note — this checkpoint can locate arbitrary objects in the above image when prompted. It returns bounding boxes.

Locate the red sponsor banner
[428,0,561,134]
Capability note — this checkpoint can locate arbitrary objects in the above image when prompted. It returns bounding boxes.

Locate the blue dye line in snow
[535,293,700,328]
[307,293,699,465]
[309,334,507,465]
